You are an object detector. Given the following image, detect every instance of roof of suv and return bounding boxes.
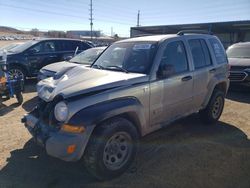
[117,33,215,43]
[118,34,177,43]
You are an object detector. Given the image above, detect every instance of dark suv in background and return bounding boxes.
[227,42,250,87]
[0,38,92,80]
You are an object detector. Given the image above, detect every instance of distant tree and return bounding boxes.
[113,34,119,39]
[47,31,66,38]
[30,28,39,37]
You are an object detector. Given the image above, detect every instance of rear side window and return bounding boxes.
[80,42,91,51]
[61,41,81,51]
[160,41,188,74]
[189,39,212,69]
[209,38,227,64]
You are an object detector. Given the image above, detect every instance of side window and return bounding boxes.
[209,38,227,64]
[71,41,81,51]
[189,39,207,69]
[29,42,43,53]
[61,41,80,51]
[43,41,56,52]
[80,42,91,50]
[200,40,212,66]
[29,41,56,53]
[160,41,188,75]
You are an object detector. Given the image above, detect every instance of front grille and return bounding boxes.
[230,66,250,71]
[229,71,247,81]
[36,98,61,128]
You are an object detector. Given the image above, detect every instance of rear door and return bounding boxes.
[187,38,214,110]
[150,39,194,126]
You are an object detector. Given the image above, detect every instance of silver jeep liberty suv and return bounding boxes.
[22,30,229,180]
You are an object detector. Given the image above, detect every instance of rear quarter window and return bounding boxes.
[60,40,81,51]
[80,42,91,51]
[209,38,227,64]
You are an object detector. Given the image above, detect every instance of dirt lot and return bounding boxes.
[0,79,249,188]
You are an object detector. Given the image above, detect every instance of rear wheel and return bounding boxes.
[83,117,138,180]
[199,89,225,124]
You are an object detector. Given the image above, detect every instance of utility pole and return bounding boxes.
[137,10,140,27]
[89,0,93,40]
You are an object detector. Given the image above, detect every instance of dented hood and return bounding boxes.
[37,66,148,101]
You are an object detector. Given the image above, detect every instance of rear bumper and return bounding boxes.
[22,114,94,161]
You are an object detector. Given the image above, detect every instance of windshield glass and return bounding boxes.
[92,42,158,74]
[8,40,39,53]
[227,46,250,58]
[0,43,22,51]
[70,47,105,65]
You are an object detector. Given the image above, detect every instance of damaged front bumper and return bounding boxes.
[22,113,94,162]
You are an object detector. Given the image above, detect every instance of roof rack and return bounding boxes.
[177,30,213,36]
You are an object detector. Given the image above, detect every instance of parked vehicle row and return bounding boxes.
[22,31,229,180]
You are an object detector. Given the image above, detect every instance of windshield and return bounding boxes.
[227,46,250,58]
[92,42,158,74]
[70,47,105,65]
[0,43,22,51]
[8,40,39,53]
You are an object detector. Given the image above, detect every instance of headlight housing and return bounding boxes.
[54,101,69,122]
[37,85,55,101]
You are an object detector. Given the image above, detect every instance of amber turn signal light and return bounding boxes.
[61,124,85,133]
[67,144,76,154]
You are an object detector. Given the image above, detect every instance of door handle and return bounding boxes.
[49,55,57,58]
[209,68,216,73]
[181,76,192,81]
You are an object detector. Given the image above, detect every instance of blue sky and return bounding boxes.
[0,0,250,37]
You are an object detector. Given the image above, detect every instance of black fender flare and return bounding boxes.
[67,97,145,134]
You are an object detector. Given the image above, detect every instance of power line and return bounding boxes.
[0,3,89,20]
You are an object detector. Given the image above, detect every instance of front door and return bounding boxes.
[26,41,59,75]
[150,40,193,126]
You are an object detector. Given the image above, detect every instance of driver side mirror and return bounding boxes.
[157,64,175,79]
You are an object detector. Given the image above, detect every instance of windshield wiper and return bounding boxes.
[92,64,105,69]
[106,66,128,73]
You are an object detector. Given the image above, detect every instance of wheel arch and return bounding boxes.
[67,97,145,137]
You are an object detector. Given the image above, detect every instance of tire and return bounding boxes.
[8,66,26,82]
[16,92,23,105]
[8,66,26,91]
[199,89,225,124]
[83,117,139,180]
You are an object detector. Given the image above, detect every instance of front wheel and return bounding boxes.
[199,89,225,124]
[83,117,138,180]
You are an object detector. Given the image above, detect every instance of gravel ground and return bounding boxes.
[0,79,249,188]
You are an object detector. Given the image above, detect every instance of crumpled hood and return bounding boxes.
[37,66,148,101]
[228,58,250,67]
[42,61,78,73]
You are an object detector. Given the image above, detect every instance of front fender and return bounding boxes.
[67,97,145,133]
